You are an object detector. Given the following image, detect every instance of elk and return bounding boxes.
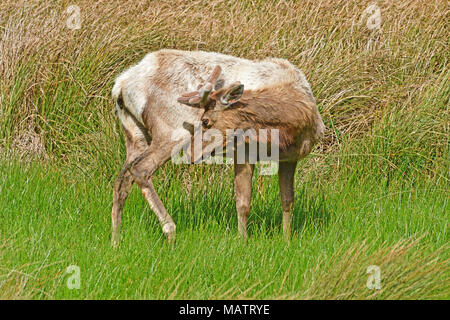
[111,49,325,246]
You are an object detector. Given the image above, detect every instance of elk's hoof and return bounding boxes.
[112,234,120,249]
[162,223,176,244]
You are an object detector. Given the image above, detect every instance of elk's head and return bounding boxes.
[177,65,244,131]
[177,65,247,162]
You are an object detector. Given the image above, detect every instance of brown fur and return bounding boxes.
[203,82,323,156]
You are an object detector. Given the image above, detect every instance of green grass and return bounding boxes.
[0,159,448,299]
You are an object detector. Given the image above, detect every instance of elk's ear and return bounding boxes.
[219,82,244,109]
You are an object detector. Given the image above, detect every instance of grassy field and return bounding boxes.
[0,0,449,299]
[0,160,448,299]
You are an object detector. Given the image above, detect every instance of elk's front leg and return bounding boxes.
[129,141,179,243]
[234,162,254,238]
[278,161,297,240]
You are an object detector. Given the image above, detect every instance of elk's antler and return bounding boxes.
[177,65,222,108]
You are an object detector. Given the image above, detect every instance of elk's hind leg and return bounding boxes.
[128,138,181,244]
[278,161,297,240]
[112,123,150,248]
[234,162,254,238]
[112,163,133,248]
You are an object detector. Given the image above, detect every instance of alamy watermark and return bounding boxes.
[66,265,81,289]
[361,3,382,31]
[360,3,382,51]
[366,265,381,290]
[66,5,82,30]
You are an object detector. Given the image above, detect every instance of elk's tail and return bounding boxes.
[112,80,125,112]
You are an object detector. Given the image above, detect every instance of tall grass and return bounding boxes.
[0,0,448,181]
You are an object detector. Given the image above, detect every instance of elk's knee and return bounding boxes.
[113,172,132,204]
[236,199,250,216]
[128,164,153,188]
[281,197,294,212]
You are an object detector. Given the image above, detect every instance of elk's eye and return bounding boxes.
[202,119,210,127]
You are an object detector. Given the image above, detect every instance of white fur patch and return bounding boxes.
[112,53,159,123]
